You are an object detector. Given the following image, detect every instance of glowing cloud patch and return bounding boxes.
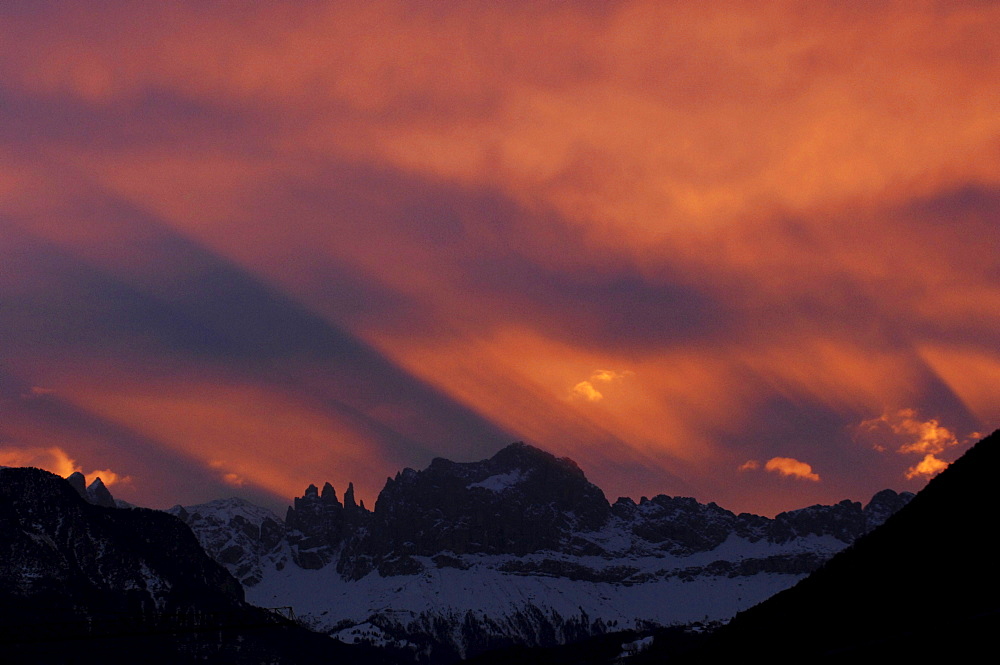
[570,369,634,402]
[222,473,245,487]
[0,446,129,486]
[857,408,972,480]
[764,457,821,482]
[738,460,761,472]
[905,453,949,480]
[860,408,961,455]
[209,460,246,487]
[571,380,604,402]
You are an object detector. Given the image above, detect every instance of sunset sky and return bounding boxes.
[1,1,998,517]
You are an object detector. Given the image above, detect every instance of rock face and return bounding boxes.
[0,467,403,665]
[167,498,287,586]
[171,442,914,663]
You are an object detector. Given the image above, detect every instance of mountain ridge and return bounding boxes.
[168,441,914,662]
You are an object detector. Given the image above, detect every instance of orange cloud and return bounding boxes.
[0,1,998,518]
[209,461,247,488]
[208,460,246,487]
[860,409,963,455]
[570,369,633,402]
[904,454,949,480]
[857,408,974,482]
[0,446,128,487]
[738,460,761,472]
[764,457,821,482]
[572,381,604,402]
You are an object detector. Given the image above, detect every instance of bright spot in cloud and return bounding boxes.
[222,473,245,487]
[209,460,245,487]
[764,457,821,482]
[0,446,129,486]
[905,453,950,480]
[570,369,634,402]
[572,381,604,402]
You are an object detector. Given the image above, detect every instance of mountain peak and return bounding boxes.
[488,441,583,477]
[86,477,116,508]
[66,471,87,498]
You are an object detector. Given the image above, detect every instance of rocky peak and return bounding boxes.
[66,471,87,498]
[862,488,915,530]
[86,477,116,508]
[64,471,116,508]
[489,441,584,478]
[356,442,612,572]
[343,482,358,513]
[284,479,371,570]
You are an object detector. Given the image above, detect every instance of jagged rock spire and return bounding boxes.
[86,477,116,508]
[343,482,357,511]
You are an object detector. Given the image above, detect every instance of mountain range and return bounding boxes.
[166,442,912,662]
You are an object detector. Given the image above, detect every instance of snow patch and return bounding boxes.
[467,470,527,492]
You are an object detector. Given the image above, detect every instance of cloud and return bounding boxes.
[858,409,970,480]
[209,459,246,487]
[904,453,949,480]
[571,369,633,402]
[892,409,960,455]
[591,370,634,383]
[222,473,245,487]
[571,381,604,402]
[764,457,821,482]
[860,410,952,450]
[0,446,129,486]
[738,459,760,472]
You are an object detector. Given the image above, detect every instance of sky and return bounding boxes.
[1,1,998,517]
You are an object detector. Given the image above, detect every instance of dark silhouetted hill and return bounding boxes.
[642,429,1000,662]
[0,467,402,664]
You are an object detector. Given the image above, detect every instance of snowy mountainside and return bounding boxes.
[167,498,286,586]
[170,442,913,663]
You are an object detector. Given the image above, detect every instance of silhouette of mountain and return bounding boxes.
[0,467,402,664]
[635,429,1000,662]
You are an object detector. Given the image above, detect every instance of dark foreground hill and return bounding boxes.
[0,467,401,665]
[636,429,1000,663]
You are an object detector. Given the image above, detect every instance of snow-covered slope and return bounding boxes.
[170,442,912,663]
[167,498,285,586]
